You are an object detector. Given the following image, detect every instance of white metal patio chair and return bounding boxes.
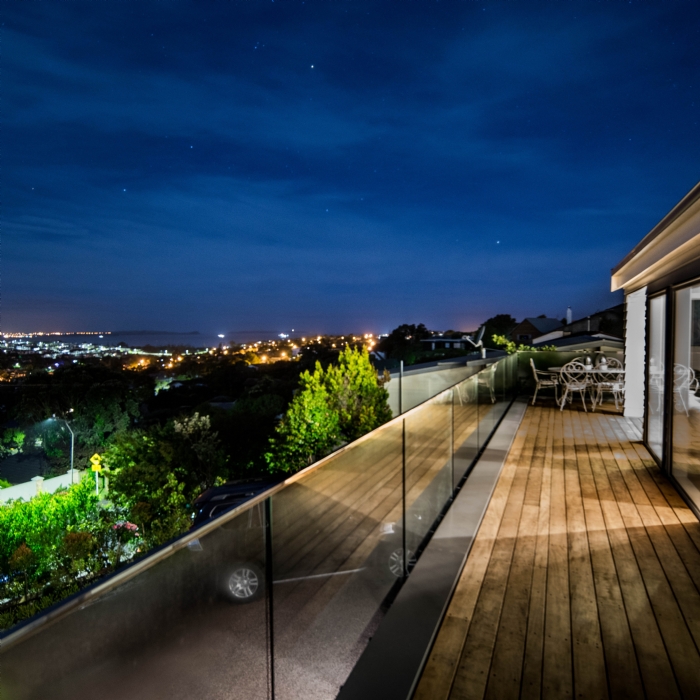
[594,355,621,370]
[592,357,624,410]
[476,362,497,404]
[530,358,559,405]
[673,364,699,416]
[559,361,592,412]
[648,359,665,413]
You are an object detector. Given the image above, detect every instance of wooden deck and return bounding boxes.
[414,403,700,700]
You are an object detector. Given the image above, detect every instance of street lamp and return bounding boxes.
[52,410,75,484]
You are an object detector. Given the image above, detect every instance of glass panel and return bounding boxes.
[404,392,452,561]
[491,358,511,418]
[452,376,479,486]
[647,294,666,461]
[475,362,501,442]
[1,507,270,700]
[672,285,700,508]
[388,364,479,415]
[270,420,403,700]
[2,356,519,700]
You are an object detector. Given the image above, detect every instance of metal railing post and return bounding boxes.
[402,417,407,578]
[265,497,275,698]
[451,388,455,489]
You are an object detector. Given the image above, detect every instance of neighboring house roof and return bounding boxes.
[511,318,562,338]
[533,333,624,352]
[525,317,563,334]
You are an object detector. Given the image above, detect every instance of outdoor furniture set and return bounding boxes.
[530,356,625,412]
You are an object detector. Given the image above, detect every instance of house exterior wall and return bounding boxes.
[623,287,647,418]
[613,181,700,517]
[509,320,540,343]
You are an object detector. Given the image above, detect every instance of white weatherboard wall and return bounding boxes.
[624,287,647,418]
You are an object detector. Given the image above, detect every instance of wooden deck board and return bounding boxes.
[413,410,535,700]
[450,410,542,699]
[564,411,607,699]
[415,403,700,700]
[575,411,644,700]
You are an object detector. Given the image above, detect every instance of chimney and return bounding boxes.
[566,306,572,325]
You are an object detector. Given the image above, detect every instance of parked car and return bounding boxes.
[191,476,282,528]
[188,477,282,603]
[187,474,447,604]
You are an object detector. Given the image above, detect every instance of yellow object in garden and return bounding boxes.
[90,453,102,472]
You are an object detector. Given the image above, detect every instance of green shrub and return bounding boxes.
[265,346,391,474]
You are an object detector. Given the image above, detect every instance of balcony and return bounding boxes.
[3,357,700,699]
[415,403,700,700]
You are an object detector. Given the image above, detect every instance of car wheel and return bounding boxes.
[222,562,264,603]
[388,548,416,578]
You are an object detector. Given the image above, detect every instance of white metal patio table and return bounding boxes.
[547,367,625,410]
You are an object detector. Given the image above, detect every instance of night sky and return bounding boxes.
[3,1,700,336]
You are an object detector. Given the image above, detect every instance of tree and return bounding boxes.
[0,428,25,459]
[206,393,287,477]
[16,364,145,473]
[103,414,227,544]
[265,347,391,474]
[264,365,340,474]
[171,412,227,493]
[481,314,517,349]
[103,430,190,546]
[325,346,392,441]
[376,323,431,363]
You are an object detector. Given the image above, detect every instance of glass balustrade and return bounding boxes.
[1,354,520,700]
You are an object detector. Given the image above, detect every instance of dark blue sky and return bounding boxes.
[3,1,700,335]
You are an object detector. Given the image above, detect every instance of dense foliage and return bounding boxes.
[492,334,557,354]
[481,315,518,349]
[103,413,228,547]
[0,475,140,630]
[265,347,391,473]
[376,323,431,364]
[0,340,390,629]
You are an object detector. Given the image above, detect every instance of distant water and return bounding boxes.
[51,330,284,349]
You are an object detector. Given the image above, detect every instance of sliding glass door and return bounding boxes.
[646,293,666,461]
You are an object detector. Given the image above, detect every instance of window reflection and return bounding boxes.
[672,285,700,507]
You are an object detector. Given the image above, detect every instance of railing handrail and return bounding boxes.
[0,355,511,649]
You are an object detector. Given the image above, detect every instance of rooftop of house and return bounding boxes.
[533,331,624,351]
[516,317,563,334]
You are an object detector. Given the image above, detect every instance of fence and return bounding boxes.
[0,470,83,504]
[0,355,519,700]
